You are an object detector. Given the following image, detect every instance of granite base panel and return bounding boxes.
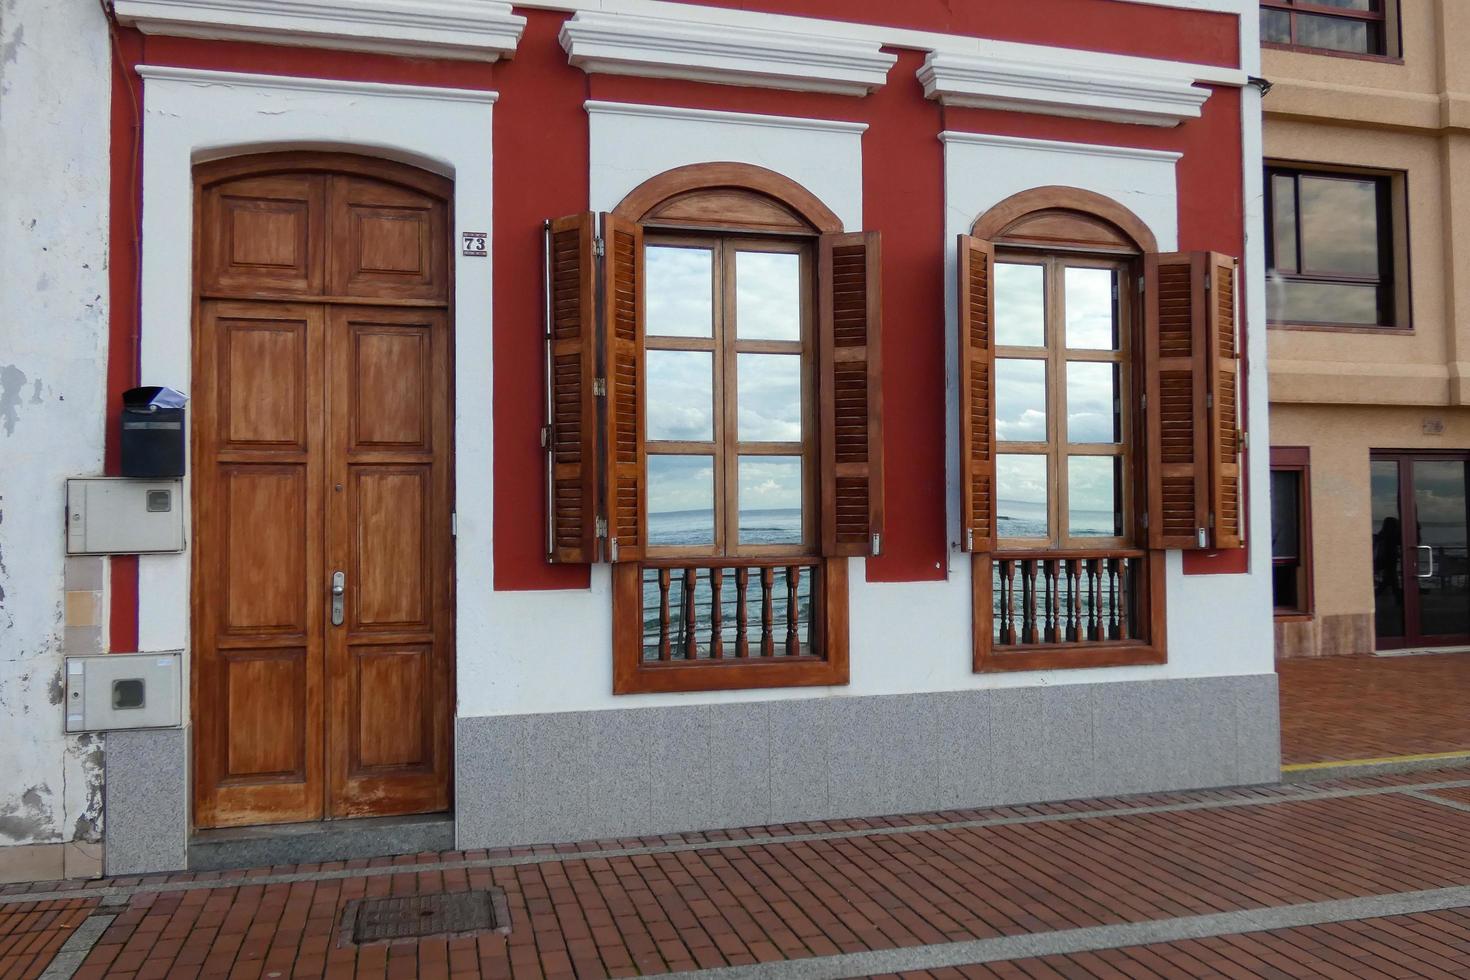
[455,674,1282,850]
[104,728,189,876]
[188,813,454,871]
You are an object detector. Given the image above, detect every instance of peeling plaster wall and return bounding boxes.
[0,0,111,848]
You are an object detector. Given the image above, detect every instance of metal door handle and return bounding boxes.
[331,571,345,626]
[1417,545,1435,580]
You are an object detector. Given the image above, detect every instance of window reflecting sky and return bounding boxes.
[995,263,1045,347]
[647,455,716,545]
[996,359,1047,442]
[736,252,801,340]
[1064,268,1116,350]
[1068,456,1120,535]
[739,457,803,545]
[646,350,713,442]
[1298,175,1379,276]
[1066,362,1119,444]
[737,353,802,442]
[996,454,1048,537]
[647,246,713,337]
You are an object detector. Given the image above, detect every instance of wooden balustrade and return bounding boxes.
[642,560,820,662]
[992,551,1142,648]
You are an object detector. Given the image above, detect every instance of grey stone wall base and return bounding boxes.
[104,728,188,876]
[456,674,1282,850]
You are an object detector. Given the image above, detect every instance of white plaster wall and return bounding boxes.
[0,0,110,847]
[460,97,1274,721]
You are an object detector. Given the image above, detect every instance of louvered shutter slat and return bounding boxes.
[957,235,996,552]
[602,213,646,562]
[546,213,599,563]
[1208,253,1243,550]
[819,232,884,557]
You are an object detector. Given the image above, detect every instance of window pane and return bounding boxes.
[1268,277,1383,325]
[648,455,715,547]
[736,353,802,442]
[996,358,1047,442]
[735,251,801,340]
[997,454,1049,538]
[1064,267,1117,350]
[1068,456,1122,538]
[1295,12,1375,54]
[1066,362,1120,444]
[1260,8,1291,44]
[646,350,713,442]
[1299,175,1381,277]
[995,262,1045,347]
[646,246,713,338]
[1270,174,1299,273]
[1310,0,1374,10]
[1271,469,1301,561]
[738,456,803,545]
[1371,459,1405,638]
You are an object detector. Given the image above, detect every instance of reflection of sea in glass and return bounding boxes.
[648,455,715,546]
[736,251,801,340]
[1064,267,1117,350]
[1066,362,1119,443]
[738,456,802,545]
[646,246,713,338]
[646,350,713,441]
[1068,456,1121,537]
[737,353,802,442]
[995,263,1045,347]
[997,454,1048,538]
[996,359,1046,442]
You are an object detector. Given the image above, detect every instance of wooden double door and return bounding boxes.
[191,154,454,829]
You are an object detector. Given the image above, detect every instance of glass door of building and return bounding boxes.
[1372,452,1470,648]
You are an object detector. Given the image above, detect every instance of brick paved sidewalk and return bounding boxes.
[7,768,1470,980]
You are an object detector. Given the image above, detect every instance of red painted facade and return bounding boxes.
[104,1,1247,645]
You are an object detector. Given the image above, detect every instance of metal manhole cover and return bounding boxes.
[339,890,510,946]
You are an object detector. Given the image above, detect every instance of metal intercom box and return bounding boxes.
[64,652,182,732]
[65,478,185,555]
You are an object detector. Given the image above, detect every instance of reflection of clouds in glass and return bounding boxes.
[1064,267,1116,350]
[1068,457,1119,536]
[648,455,714,514]
[996,359,1046,442]
[647,246,713,338]
[995,263,1045,347]
[1268,274,1380,325]
[1066,362,1118,443]
[647,350,713,441]
[997,454,1048,509]
[739,457,802,544]
[1299,175,1379,276]
[1414,462,1468,538]
[736,252,801,340]
[737,353,801,442]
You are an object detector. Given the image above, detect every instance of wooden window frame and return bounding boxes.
[968,189,1168,673]
[1271,446,1314,620]
[609,163,855,694]
[1265,165,1402,330]
[1260,0,1396,59]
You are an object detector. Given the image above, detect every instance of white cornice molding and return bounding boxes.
[114,0,525,62]
[560,11,896,97]
[920,50,1212,128]
[137,64,499,104]
[585,100,867,135]
[939,131,1182,164]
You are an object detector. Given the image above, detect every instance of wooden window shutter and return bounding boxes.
[1207,253,1243,549]
[544,213,598,563]
[601,213,646,562]
[1144,251,1243,550]
[818,231,885,557]
[957,235,996,552]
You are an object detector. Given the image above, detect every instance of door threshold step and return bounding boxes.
[189,813,454,872]
[1282,750,1470,783]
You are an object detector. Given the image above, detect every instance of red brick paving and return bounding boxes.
[1278,653,1470,764]
[0,898,95,980]
[5,771,1470,977]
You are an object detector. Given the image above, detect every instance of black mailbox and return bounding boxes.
[120,386,187,478]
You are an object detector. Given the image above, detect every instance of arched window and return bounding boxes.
[543,163,882,694]
[958,187,1241,673]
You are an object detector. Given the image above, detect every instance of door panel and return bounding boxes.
[328,177,447,301]
[201,174,325,296]
[1372,453,1470,649]
[1371,458,1405,644]
[194,302,325,828]
[326,306,452,818]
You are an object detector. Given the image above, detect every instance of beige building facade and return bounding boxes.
[1265,0,1470,657]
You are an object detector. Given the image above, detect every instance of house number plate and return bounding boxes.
[461,231,488,256]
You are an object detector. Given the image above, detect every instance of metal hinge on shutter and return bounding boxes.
[1141,513,1149,530]
[451,512,458,538]
[965,528,974,551]
[592,378,607,397]
[872,533,882,556]
[593,236,606,258]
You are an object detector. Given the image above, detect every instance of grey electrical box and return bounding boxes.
[64,652,182,732]
[66,478,185,555]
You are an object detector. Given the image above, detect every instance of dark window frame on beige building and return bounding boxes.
[1265,162,1411,332]
[1270,446,1314,619]
[1260,0,1402,61]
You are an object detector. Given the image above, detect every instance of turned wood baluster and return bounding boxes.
[761,566,775,657]
[1086,559,1101,641]
[1106,558,1121,640]
[681,567,698,658]
[785,566,800,656]
[1020,560,1035,645]
[709,567,724,659]
[1044,560,1058,643]
[1117,557,1132,641]
[736,568,750,657]
[1000,561,1017,646]
[1067,558,1082,642]
[657,568,672,661]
